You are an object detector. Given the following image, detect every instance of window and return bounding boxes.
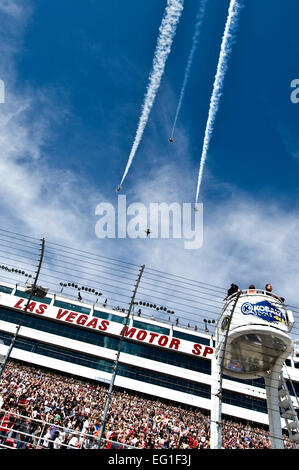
[15,289,52,305]
[133,320,170,335]
[117,363,211,398]
[53,299,90,314]
[222,390,268,413]
[0,285,13,294]
[121,340,211,375]
[223,374,265,389]
[285,379,299,397]
[173,330,210,346]
[93,309,125,325]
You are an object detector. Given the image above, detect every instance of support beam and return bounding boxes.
[264,370,284,449]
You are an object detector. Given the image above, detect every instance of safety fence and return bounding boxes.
[0,409,136,450]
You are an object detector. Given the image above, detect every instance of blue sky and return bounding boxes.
[0,0,299,306]
[13,0,299,199]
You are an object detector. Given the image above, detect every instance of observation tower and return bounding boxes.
[211,288,299,449]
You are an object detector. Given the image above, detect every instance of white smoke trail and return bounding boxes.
[119,0,184,188]
[170,0,208,139]
[195,0,242,204]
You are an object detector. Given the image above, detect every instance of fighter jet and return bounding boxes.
[145,229,151,237]
[169,137,174,143]
[194,205,199,212]
[116,185,121,192]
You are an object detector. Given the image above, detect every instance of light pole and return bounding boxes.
[203,318,215,332]
[0,238,45,380]
[98,264,145,446]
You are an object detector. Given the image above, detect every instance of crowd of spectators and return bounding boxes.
[0,360,293,449]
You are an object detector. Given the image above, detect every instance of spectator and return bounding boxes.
[265,284,273,294]
[67,433,80,449]
[225,284,239,300]
[0,360,293,450]
[16,418,31,449]
[0,413,11,444]
[42,427,52,449]
[53,430,62,449]
[32,424,42,448]
[247,285,257,294]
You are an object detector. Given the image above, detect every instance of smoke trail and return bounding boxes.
[195,0,242,204]
[119,0,184,189]
[170,0,208,140]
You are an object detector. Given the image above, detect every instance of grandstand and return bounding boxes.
[0,228,298,449]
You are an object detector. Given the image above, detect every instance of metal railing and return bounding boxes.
[0,409,137,449]
[225,289,285,304]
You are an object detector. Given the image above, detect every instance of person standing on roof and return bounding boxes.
[224,284,239,300]
[247,285,257,294]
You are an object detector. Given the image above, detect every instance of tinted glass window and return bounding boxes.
[53,299,90,314]
[222,390,267,413]
[15,289,52,305]
[173,330,210,345]
[133,320,169,335]
[93,310,125,324]
[0,285,13,294]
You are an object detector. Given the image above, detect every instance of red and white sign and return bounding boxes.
[0,294,214,359]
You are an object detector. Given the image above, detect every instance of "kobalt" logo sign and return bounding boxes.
[241,300,286,324]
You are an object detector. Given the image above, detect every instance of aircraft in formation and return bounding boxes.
[117,136,175,194]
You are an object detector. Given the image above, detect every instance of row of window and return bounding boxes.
[132,320,210,346]
[0,307,211,375]
[222,390,268,413]
[224,374,299,398]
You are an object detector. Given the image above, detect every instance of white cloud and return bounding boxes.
[123,169,299,308]
[0,2,104,247]
[0,95,105,246]
[0,1,23,17]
